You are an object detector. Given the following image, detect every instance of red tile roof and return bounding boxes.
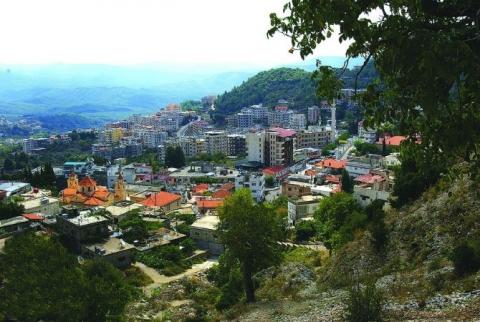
[263,166,287,176]
[378,135,406,146]
[212,189,231,199]
[219,182,235,192]
[23,213,44,221]
[193,183,209,194]
[319,159,346,169]
[62,188,77,196]
[355,173,385,184]
[305,169,317,177]
[197,199,224,209]
[79,176,97,187]
[325,175,341,184]
[141,191,181,207]
[84,197,104,206]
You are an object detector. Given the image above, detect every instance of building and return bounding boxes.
[267,109,293,127]
[63,161,93,177]
[61,173,126,207]
[235,172,265,202]
[307,106,321,124]
[227,134,246,157]
[282,180,312,198]
[296,126,332,149]
[237,112,253,128]
[190,215,223,255]
[140,191,182,212]
[246,131,266,164]
[122,163,153,184]
[82,237,136,268]
[0,216,32,238]
[57,212,110,250]
[205,131,228,155]
[358,121,377,143]
[105,203,144,223]
[0,182,31,197]
[353,172,391,206]
[20,196,60,217]
[196,199,224,215]
[22,138,51,154]
[249,104,268,121]
[178,137,206,159]
[265,128,296,167]
[262,166,289,181]
[289,113,306,131]
[287,195,323,226]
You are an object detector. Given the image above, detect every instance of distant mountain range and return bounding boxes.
[0,57,365,131]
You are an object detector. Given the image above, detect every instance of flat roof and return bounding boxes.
[66,214,109,226]
[0,182,30,192]
[21,197,59,210]
[0,216,29,228]
[106,203,144,218]
[84,237,135,255]
[191,215,220,230]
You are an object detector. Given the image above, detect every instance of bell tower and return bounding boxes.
[67,172,79,191]
[114,171,127,201]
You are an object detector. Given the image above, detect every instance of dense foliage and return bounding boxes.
[346,281,384,322]
[214,68,317,119]
[0,200,25,220]
[341,169,354,193]
[165,145,186,168]
[451,239,480,277]
[218,189,281,302]
[0,234,134,322]
[269,0,480,166]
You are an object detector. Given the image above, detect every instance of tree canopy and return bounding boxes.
[165,145,186,168]
[0,234,134,322]
[218,189,281,302]
[269,1,480,164]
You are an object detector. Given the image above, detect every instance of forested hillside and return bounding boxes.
[213,62,377,119]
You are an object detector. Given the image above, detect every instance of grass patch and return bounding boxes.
[124,266,153,287]
[283,247,325,268]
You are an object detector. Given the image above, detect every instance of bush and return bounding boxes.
[295,220,316,242]
[345,281,384,322]
[452,240,480,276]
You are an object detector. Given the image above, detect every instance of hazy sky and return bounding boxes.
[0,0,349,66]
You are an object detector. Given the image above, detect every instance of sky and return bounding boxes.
[0,0,350,67]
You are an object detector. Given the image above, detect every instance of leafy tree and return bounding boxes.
[218,189,281,302]
[0,201,25,220]
[165,146,186,168]
[81,260,133,321]
[341,169,354,193]
[365,200,388,251]
[3,157,14,171]
[354,141,380,156]
[314,192,366,250]
[295,220,316,242]
[265,175,275,188]
[268,0,480,166]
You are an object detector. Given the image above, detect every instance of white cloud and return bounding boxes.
[0,0,349,65]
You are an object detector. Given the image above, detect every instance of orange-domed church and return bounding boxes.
[61,172,127,207]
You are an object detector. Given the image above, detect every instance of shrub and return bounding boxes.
[345,281,384,322]
[294,220,316,242]
[452,239,480,276]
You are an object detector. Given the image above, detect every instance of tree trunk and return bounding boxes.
[243,264,255,303]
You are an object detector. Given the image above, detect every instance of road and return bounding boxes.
[176,115,201,138]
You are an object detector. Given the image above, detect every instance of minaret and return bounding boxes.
[331,99,337,139]
[114,170,127,201]
[67,172,79,191]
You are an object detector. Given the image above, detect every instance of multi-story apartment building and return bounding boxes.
[267,110,293,127]
[237,112,253,128]
[99,128,125,145]
[249,104,269,121]
[22,138,50,154]
[205,131,227,155]
[246,131,266,164]
[235,172,265,202]
[289,113,307,131]
[307,105,321,124]
[177,137,206,159]
[265,128,296,167]
[227,134,246,157]
[296,125,332,149]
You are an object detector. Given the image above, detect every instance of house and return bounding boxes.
[282,180,311,198]
[197,199,224,215]
[287,195,323,226]
[82,237,136,268]
[20,196,60,217]
[0,182,32,197]
[315,159,346,171]
[353,172,391,206]
[105,202,145,223]
[192,183,209,194]
[140,191,182,212]
[0,216,32,238]
[190,215,223,255]
[377,135,406,146]
[235,172,265,202]
[262,166,289,181]
[56,211,110,250]
[212,189,231,200]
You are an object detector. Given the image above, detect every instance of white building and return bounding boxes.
[205,131,227,155]
[289,113,307,131]
[235,172,265,202]
[246,131,266,164]
[249,104,269,121]
[20,196,60,217]
[237,112,253,128]
[358,120,377,143]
